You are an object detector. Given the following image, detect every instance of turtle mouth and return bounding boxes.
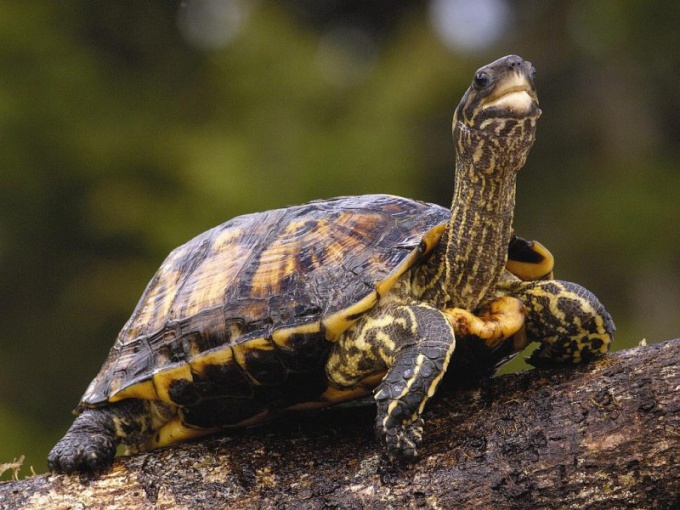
[482,72,537,114]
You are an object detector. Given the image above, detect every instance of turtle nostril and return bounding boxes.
[506,55,523,68]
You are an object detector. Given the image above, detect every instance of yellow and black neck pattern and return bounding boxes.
[417,55,540,311]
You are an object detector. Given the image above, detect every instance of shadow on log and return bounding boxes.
[2,339,679,509]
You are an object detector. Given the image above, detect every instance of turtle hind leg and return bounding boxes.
[48,399,172,474]
[48,406,118,474]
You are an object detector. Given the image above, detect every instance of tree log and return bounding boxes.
[2,339,679,509]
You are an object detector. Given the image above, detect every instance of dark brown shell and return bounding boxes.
[80,194,449,411]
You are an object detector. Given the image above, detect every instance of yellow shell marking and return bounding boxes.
[152,416,218,448]
[271,322,321,347]
[109,379,157,403]
[188,346,234,375]
[232,337,275,384]
[322,291,379,341]
[152,363,193,404]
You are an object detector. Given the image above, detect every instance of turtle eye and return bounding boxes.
[530,67,537,81]
[474,72,491,90]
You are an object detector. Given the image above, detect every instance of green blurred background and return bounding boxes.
[1,0,678,478]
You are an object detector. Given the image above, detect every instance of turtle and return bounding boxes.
[48,55,615,474]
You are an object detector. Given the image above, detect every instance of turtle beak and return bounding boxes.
[481,72,538,114]
[480,56,540,116]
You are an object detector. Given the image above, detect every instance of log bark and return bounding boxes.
[2,339,679,510]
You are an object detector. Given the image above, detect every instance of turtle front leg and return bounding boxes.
[506,280,615,366]
[48,399,172,474]
[327,303,456,460]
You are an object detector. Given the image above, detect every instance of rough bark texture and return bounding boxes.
[2,339,679,510]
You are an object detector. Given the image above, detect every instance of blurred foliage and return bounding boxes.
[0,0,678,477]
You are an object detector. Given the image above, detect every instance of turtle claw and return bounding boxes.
[377,414,424,462]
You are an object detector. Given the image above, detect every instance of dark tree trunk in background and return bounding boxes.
[2,339,679,509]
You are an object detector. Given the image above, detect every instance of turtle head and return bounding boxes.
[453,55,541,176]
[423,56,543,310]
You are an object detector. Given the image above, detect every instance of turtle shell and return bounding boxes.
[79,194,449,421]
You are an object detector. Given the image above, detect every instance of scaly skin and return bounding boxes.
[327,56,612,460]
[418,56,540,310]
[369,55,543,459]
[48,401,138,474]
[507,279,615,366]
[327,299,456,459]
[48,399,174,474]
